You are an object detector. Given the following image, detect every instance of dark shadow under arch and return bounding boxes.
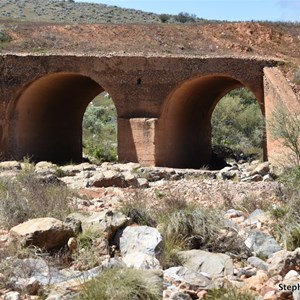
[157,74,264,169]
[9,72,109,164]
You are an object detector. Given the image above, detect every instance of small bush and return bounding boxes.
[159,14,171,23]
[208,286,257,300]
[80,268,162,300]
[175,12,197,23]
[268,104,300,165]
[0,30,11,45]
[0,167,74,229]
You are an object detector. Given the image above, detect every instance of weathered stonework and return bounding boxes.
[0,54,295,167]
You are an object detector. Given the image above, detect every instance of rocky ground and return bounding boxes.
[0,160,299,299]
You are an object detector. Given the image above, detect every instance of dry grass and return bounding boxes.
[0,165,75,229]
[80,268,162,300]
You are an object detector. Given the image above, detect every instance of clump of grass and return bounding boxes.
[119,189,225,268]
[208,286,257,300]
[80,268,162,300]
[159,234,186,269]
[160,206,223,250]
[120,191,156,226]
[72,229,108,271]
[269,166,300,250]
[0,165,74,229]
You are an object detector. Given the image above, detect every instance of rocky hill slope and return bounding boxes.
[0,0,204,24]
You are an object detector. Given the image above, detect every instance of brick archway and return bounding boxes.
[8,72,109,163]
[156,74,264,168]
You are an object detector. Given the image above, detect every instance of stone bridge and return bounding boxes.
[0,54,296,168]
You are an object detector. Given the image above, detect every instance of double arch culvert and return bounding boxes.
[0,54,295,168]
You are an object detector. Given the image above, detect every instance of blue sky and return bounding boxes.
[75,0,300,22]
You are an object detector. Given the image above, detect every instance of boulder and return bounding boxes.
[294,290,300,300]
[169,291,193,300]
[247,256,269,271]
[178,250,234,277]
[88,170,126,187]
[243,270,269,291]
[244,230,282,258]
[137,178,149,188]
[164,266,211,289]
[122,252,161,270]
[0,161,21,171]
[251,162,270,176]
[119,225,163,258]
[123,171,139,187]
[3,291,20,300]
[60,176,89,189]
[66,210,131,239]
[60,163,97,176]
[9,217,74,250]
[268,248,300,276]
[244,209,270,225]
[224,209,244,218]
[34,161,58,177]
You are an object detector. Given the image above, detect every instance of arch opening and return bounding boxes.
[9,72,116,164]
[82,91,117,163]
[211,87,265,169]
[158,75,265,169]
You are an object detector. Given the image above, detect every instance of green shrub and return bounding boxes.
[0,30,11,47]
[268,104,300,165]
[0,167,74,229]
[211,88,264,158]
[80,268,162,300]
[174,12,197,23]
[83,93,117,164]
[159,14,171,23]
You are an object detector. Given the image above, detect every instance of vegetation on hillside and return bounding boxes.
[0,0,206,24]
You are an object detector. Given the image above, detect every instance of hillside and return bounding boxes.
[0,0,204,24]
